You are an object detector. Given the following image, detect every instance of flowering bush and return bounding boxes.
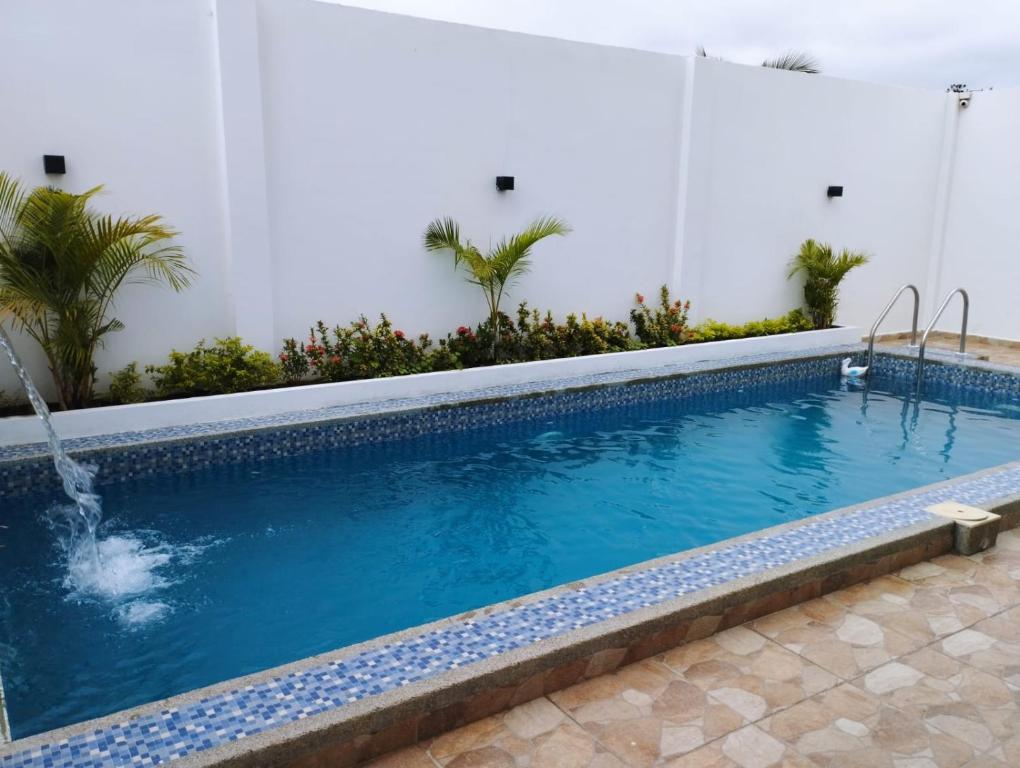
[511,303,633,359]
[439,319,503,368]
[630,285,692,346]
[280,315,433,382]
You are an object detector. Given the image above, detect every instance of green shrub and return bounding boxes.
[147,337,281,397]
[688,309,814,343]
[107,362,146,404]
[0,173,192,410]
[630,285,692,346]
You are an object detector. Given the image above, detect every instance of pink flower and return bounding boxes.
[636,293,645,304]
[394,330,405,339]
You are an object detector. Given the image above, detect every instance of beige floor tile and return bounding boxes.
[967,529,1020,581]
[549,659,748,768]
[368,746,438,768]
[663,725,814,768]
[749,597,926,680]
[922,554,1020,608]
[853,648,1020,758]
[960,757,1009,768]
[426,698,622,768]
[657,626,838,721]
[934,606,1020,689]
[824,571,1001,644]
[759,682,980,767]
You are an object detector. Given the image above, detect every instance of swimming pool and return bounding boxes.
[2,352,1020,739]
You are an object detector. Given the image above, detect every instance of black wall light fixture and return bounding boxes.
[496,176,514,192]
[43,155,66,175]
[826,185,843,198]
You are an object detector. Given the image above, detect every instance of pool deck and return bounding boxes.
[368,527,1020,768]
[875,331,1020,367]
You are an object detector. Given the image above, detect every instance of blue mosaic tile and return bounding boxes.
[3,461,1019,768]
[1,350,861,498]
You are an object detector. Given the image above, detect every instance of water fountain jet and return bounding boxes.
[0,325,102,571]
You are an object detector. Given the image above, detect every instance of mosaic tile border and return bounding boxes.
[1,352,853,497]
[6,346,1020,499]
[6,345,868,462]
[3,461,1019,768]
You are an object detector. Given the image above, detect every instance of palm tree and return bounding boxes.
[0,173,193,409]
[696,46,820,74]
[424,216,570,359]
[787,239,869,329]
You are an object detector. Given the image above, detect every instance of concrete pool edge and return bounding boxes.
[4,460,1020,768]
[0,342,865,463]
[0,327,864,449]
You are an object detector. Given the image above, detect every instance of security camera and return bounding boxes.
[958,94,972,109]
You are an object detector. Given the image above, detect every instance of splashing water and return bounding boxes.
[0,327,172,624]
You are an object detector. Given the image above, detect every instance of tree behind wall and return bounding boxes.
[695,46,821,74]
[0,173,193,409]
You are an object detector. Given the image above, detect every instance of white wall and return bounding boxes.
[0,0,232,399]
[0,0,1018,405]
[937,89,1020,340]
[680,58,946,331]
[256,0,685,342]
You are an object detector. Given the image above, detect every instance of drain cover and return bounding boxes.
[926,501,989,523]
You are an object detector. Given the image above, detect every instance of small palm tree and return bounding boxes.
[787,239,869,329]
[424,216,570,359]
[0,173,193,409]
[696,46,820,74]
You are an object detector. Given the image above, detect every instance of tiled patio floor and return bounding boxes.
[368,528,1020,768]
[876,333,1020,367]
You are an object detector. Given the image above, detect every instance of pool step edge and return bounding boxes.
[0,666,10,744]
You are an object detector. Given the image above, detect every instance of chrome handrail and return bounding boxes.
[866,284,920,370]
[916,288,969,391]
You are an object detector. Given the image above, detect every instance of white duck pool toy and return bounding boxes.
[841,357,869,378]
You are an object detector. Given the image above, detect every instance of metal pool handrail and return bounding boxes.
[916,287,969,391]
[867,283,920,370]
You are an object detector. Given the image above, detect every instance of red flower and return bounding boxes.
[670,324,682,334]
[330,355,341,364]
[394,330,405,339]
[636,293,645,304]
[457,326,470,336]
[280,353,289,362]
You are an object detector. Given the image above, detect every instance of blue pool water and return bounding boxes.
[3,370,1020,737]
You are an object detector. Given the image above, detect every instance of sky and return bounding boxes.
[340,0,1020,90]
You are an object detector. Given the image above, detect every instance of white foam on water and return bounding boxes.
[65,534,173,600]
[115,600,172,628]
